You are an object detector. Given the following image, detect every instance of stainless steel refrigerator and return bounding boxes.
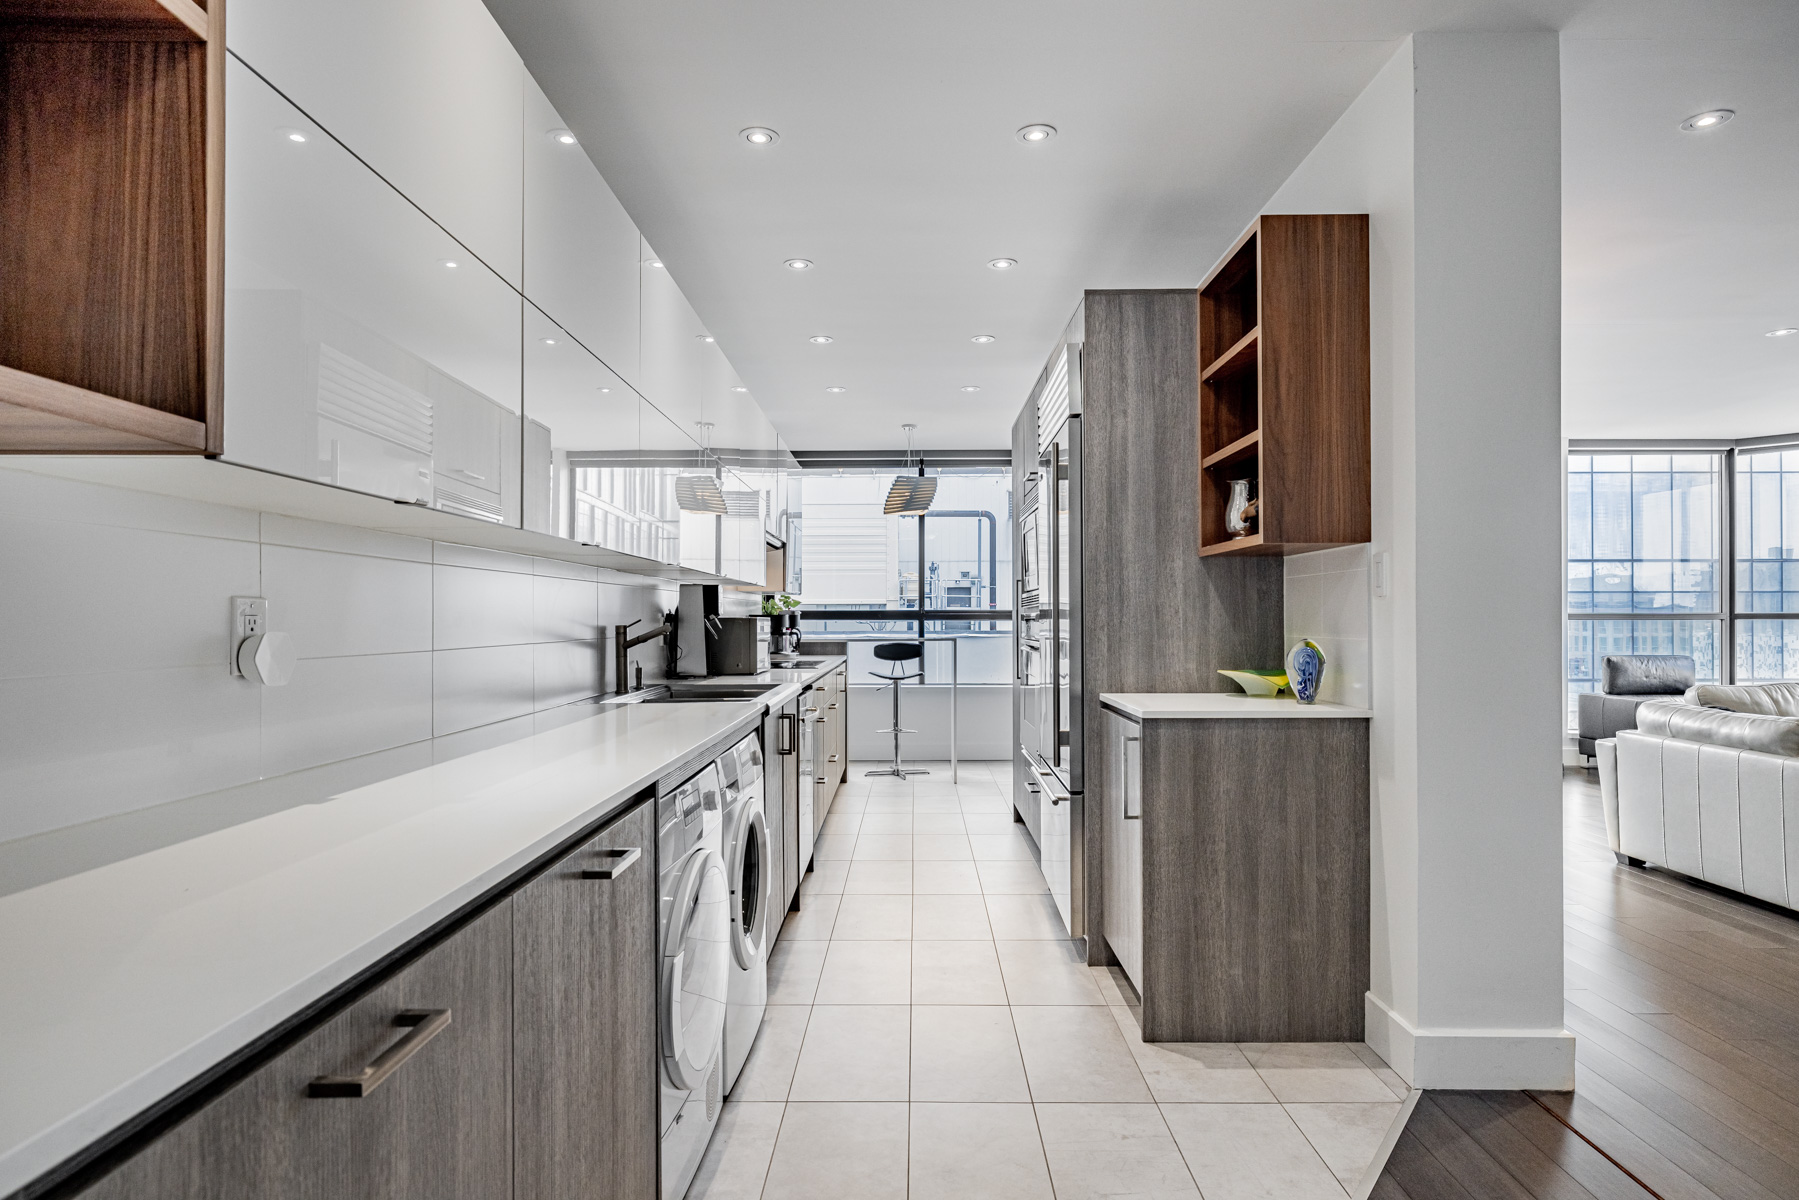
[1017,341,1082,939]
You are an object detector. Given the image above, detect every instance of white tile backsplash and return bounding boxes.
[260,652,434,777]
[533,640,604,709]
[432,563,536,650]
[263,544,433,658]
[0,467,679,844]
[1285,546,1372,708]
[533,574,600,644]
[0,666,263,840]
[0,516,260,679]
[433,644,538,736]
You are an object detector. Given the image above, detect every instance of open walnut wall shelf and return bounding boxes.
[0,0,223,453]
[1196,214,1369,556]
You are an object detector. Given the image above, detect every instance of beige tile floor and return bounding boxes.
[689,761,1408,1200]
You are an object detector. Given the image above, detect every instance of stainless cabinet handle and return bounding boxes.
[778,711,796,754]
[309,1009,451,1097]
[1124,735,1141,821]
[581,847,641,879]
[828,754,839,763]
[827,702,839,710]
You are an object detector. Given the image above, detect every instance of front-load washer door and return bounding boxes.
[662,846,729,1091]
[729,806,770,969]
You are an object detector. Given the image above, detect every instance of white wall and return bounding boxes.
[0,468,675,845]
[1263,32,1570,1089]
[847,685,1011,763]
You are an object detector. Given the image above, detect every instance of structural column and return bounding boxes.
[1268,29,1569,1088]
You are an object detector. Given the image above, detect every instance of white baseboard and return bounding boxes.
[1365,992,1575,1090]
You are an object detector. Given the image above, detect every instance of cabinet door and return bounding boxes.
[81,904,514,1200]
[513,800,657,1200]
[776,704,802,911]
[761,712,786,927]
[1102,712,1144,992]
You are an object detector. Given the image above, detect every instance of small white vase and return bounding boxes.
[1225,478,1252,537]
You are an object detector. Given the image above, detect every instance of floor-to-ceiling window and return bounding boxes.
[1735,448,1799,681]
[1565,440,1799,729]
[1564,452,1723,728]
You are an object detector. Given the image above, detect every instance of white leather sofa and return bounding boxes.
[1604,683,1799,909]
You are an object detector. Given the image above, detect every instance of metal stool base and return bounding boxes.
[865,766,930,778]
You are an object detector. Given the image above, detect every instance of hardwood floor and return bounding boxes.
[1375,769,1799,1199]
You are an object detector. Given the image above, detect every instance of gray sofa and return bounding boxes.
[1577,654,1695,757]
[1600,682,1799,909]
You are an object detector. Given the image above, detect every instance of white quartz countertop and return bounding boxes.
[1100,693,1373,720]
[0,657,843,1196]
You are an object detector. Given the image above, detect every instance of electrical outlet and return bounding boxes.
[231,597,268,676]
[1372,552,1389,600]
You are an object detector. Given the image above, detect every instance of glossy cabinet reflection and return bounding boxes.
[222,58,523,526]
[221,0,789,579]
[228,0,526,287]
[522,79,639,381]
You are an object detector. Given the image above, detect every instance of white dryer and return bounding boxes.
[657,762,730,1200]
[720,733,771,1093]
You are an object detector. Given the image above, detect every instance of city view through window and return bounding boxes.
[789,468,1013,684]
[1565,447,1799,729]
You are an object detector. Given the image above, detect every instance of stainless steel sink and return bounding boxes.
[599,683,776,707]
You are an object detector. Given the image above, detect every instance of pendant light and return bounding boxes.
[884,423,937,516]
[676,422,728,514]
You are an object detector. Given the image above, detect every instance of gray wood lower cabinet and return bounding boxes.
[1104,708,1370,1043]
[81,902,515,1200]
[74,798,658,1200]
[513,800,657,1200]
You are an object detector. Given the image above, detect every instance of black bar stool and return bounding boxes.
[866,642,929,779]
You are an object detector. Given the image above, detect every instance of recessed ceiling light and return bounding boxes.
[971,334,996,344]
[547,128,577,145]
[646,259,663,269]
[988,258,1017,270]
[277,127,308,143]
[731,386,748,392]
[1768,328,1799,337]
[539,337,556,345]
[809,335,834,344]
[1016,124,1056,144]
[1680,109,1735,132]
[438,259,460,269]
[741,127,780,146]
[696,334,716,342]
[825,386,847,393]
[960,385,981,393]
[597,387,611,393]
[784,259,814,271]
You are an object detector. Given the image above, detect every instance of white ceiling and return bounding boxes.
[486,0,1799,450]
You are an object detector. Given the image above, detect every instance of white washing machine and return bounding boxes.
[720,733,770,1093]
[658,761,730,1200]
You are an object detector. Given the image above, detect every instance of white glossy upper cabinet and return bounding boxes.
[523,304,684,564]
[223,58,522,526]
[228,0,525,287]
[638,241,706,435]
[522,81,640,383]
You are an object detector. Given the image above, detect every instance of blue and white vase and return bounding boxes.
[1286,639,1326,704]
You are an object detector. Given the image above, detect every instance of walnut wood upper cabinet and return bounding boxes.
[1197,214,1370,556]
[512,799,658,1200]
[78,900,514,1200]
[0,0,224,454]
